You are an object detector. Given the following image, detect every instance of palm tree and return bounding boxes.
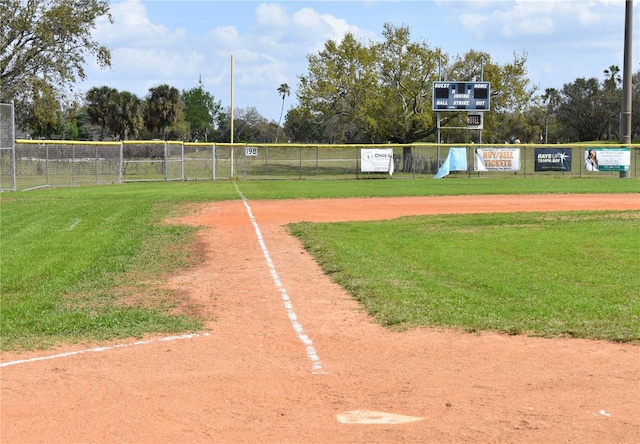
[275,83,290,143]
[86,86,117,140]
[603,65,621,89]
[144,84,183,139]
[108,91,142,140]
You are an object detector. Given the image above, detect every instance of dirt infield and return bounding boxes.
[2,194,639,443]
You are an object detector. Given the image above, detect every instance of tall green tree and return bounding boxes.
[602,65,622,140]
[541,87,561,143]
[275,83,290,143]
[603,65,622,89]
[108,91,143,140]
[632,70,640,139]
[283,107,325,143]
[556,77,609,141]
[86,86,117,140]
[297,32,376,143]
[0,0,112,124]
[182,82,221,142]
[144,84,184,140]
[26,82,62,139]
[293,23,534,146]
[370,24,443,144]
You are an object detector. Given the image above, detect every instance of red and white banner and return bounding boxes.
[474,148,520,172]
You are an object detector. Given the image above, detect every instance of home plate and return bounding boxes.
[336,410,423,424]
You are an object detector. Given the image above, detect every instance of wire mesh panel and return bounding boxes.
[121,141,184,182]
[166,142,184,181]
[12,141,121,190]
[184,143,215,180]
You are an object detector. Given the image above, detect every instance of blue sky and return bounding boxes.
[81,0,638,122]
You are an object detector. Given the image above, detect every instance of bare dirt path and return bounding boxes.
[2,194,639,443]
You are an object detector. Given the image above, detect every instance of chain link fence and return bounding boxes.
[3,138,638,191]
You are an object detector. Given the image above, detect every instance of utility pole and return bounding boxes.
[620,0,633,178]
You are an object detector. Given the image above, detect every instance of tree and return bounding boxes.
[26,82,62,139]
[556,77,609,141]
[0,0,112,106]
[632,70,640,139]
[108,91,143,140]
[144,84,184,140]
[370,23,442,146]
[214,107,273,143]
[603,65,622,89]
[297,32,376,143]
[602,65,622,140]
[283,107,325,143]
[293,23,535,148]
[275,83,290,143]
[86,86,117,140]
[182,81,221,142]
[541,87,561,143]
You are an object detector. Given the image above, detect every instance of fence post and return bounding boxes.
[95,144,99,184]
[45,144,50,187]
[119,142,123,183]
[212,143,216,181]
[72,143,76,185]
[11,101,16,191]
[163,141,168,181]
[181,142,185,180]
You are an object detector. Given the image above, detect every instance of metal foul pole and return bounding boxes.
[620,0,633,178]
[230,54,234,177]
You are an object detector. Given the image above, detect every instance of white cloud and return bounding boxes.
[254,3,290,32]
[290,7,375,48]
[95,0,184,47]
[208,26,243,50]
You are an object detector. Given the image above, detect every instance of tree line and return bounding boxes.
[1,1,638,144]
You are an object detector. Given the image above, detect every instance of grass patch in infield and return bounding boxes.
[1,179,638,351]
[289,211,640,342]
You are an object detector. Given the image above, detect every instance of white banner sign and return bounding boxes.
[361,148,394,175]
[474,148,521,172]
[584,147,630,172]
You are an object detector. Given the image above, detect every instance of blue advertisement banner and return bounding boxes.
[534,148,572,172]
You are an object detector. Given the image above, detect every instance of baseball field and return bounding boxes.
[1,178,639,442]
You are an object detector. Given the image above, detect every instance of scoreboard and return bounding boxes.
[432,81,490,111]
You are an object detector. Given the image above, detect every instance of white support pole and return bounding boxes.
[230,54,234,144]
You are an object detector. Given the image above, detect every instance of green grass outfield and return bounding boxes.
[1,178,639,351]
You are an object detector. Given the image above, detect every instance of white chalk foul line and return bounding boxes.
[0,333,208,368]
[234,183,324,374]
